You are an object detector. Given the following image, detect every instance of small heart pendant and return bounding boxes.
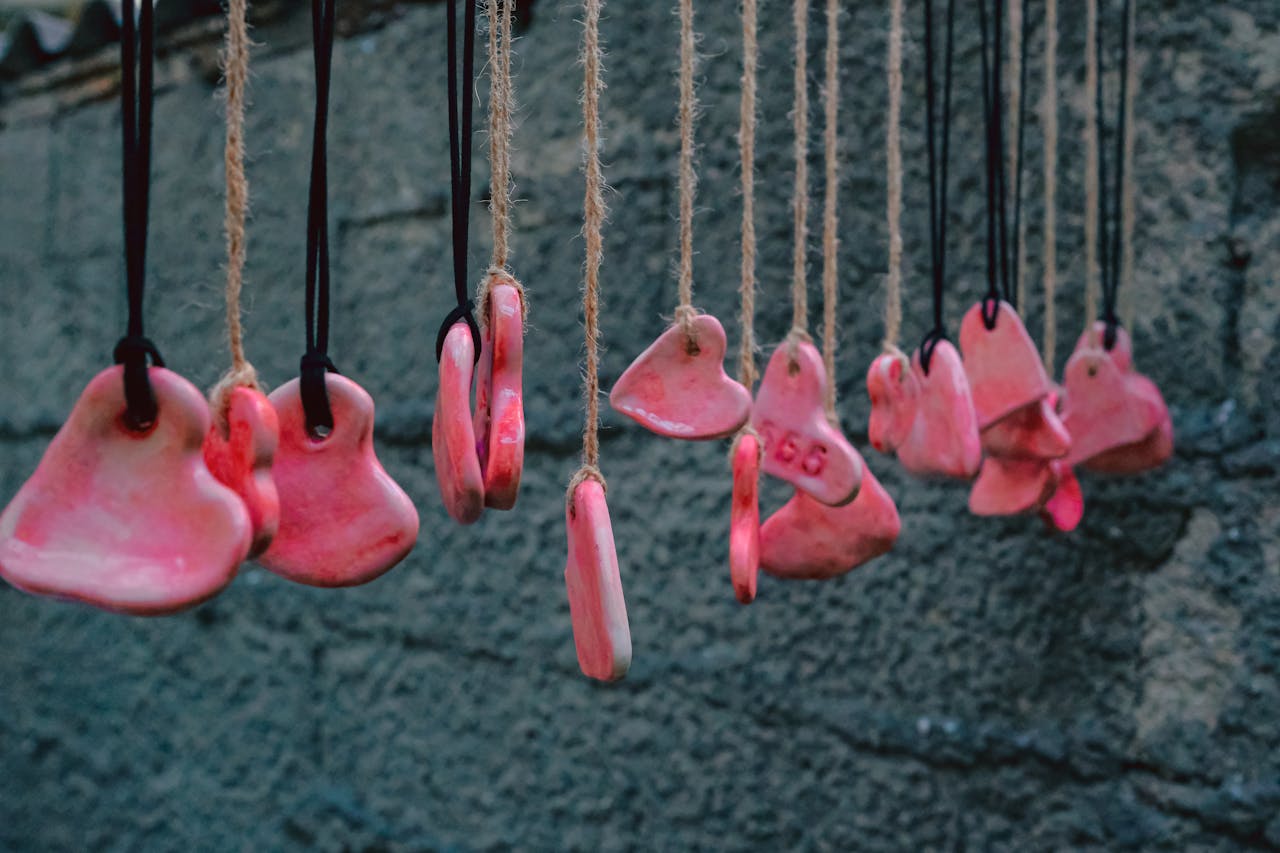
[473,274,526,510]
[564,477,631,681]
[204,384,280,558]
[434,321,485,525]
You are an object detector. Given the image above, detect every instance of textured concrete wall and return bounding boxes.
[1,1,1278,849]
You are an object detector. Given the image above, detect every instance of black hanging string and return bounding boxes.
[435,0,483,363]
[919,0,956,374]
[300,0,339,433]
[1010,0,1031,308]
[112,0,165,430]
[1095,0,1132,350]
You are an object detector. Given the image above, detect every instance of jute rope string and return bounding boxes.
[572,0,606,491]
[675,0,699,339]
[820,0,839,419]
[788,0,810,345]
[738,0,759,389]
[1083,0,1100,328]
[1041,0,1058,367]
[211,0,259,416]
[1007,0,1027,314]
[1120,0,1137,332]
[882,0,904,353]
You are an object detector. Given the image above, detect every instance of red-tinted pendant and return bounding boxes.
[959,300,1053,429]
[434,321,485,525]
[564,477,631,681]
[728,431,761,604]
[0,366,251,614]
[473,275,525,510]
[759,466,900,579]
[751,340,863,506]
[867,341,982,479]
[610,314,752,440]
[203,384,279,558]
[980,396,1071,460]
[1041,461,1084,532]
[259,374,419,587]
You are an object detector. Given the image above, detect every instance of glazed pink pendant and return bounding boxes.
[968,456,1056,516]
[610,314,752,439]
[1062,323,1171,472]
[751,340,863,506]
[259,373,419,587]
[1041,461,1084,532]
[980,396,1071,460]
[434,321,485,524]
[759,466,900,579]
[959,300,1053,429]
[473,274,525,510]
[203,385,280,558]
[867,341,982,479]
[729,431,761,604]
[564,477,631,681]
[0,366,251,614]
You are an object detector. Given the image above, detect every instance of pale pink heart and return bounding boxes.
[0,366,251,615]
[759,466,900,579]
[981,397,1071,460]
[564,477,631,681]
[751,340,863,506]
[968,455,1057,516]
[959,300,1053,428]
[729,431,761,604]
[434,321,484,525]
[610,314,752,440]
[901,342,983,478]
[204,384,280,558]
[1041,461,1084,532]
[866,349,919,455]
[260,374,419,587]
[473,276,525,510]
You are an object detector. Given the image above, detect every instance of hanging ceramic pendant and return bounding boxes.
[435,321,485,524]
[980,395,1071,460]
[968,455,1055,516]
[564,476,631,681]
[472,272,525,509]
[728,431,761,604]
[867,341,982,479]
[752,340,863,507]
[611,315,752,440]
[204,385,279,557]
[0,367,252,614]
[760,466,900,579]
[1041,461,1083,532]
[959,300,1054,429]
[260,374,419,586]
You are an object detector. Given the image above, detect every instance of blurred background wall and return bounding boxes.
[1,0,1279,849]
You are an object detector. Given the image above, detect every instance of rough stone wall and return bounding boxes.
[1,1,1278,850]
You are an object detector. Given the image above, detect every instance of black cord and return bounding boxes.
[1011,0,1031,309]
[436,0,483,363]
[1095,0,1131,350]
[920,0,956,374]
[113,0,165,430]
[976,0,1001,328]
[300,0,339,433]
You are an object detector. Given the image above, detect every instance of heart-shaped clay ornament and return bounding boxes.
[564,477,631,681]
[259,373,419,587]
[759,466,900,579]
[203,384,280,558]
[867,349,919,455]
[980,396,1071,460]
[1041,461,1084,532]
[434,321,485,525]
[960,300,1053,429]
[729,431,761,604]
[968,455,1057,516]
[610,313,752,440]
[751,340,863,506]
[0,366,252,615]
[1081,376,1173,474]
[473,275,525,510]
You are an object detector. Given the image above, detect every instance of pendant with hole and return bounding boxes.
[203,384,280,558]
[563,476,631,682]
[434,320,485,524]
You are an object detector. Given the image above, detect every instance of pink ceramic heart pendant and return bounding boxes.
[259,373,419,587]
[473,274,525,510]
[0,366,252,615]
[564,477,631,681]
[759,466,900,579]
[968,456,1056,516]
[203,384,280,558]
[959,300,1053,429]
[610,314,752,440]
[434,321,485,525]
[751,340,863,506]
[867,349,919,455]
[1082,403,1172,474]
[980,396,1071,460]
[729,431,761,604]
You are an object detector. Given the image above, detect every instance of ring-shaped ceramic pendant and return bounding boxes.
[610,314,752,440]
[959,300,1054,429]
[434,320,485,524]
[751,340,863,506]
[564,477,631,681]
[204,384,280,558]
[0,366,252,614]
[729,431,761,604]
[259,373,419,587]
[472,274,526,510]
